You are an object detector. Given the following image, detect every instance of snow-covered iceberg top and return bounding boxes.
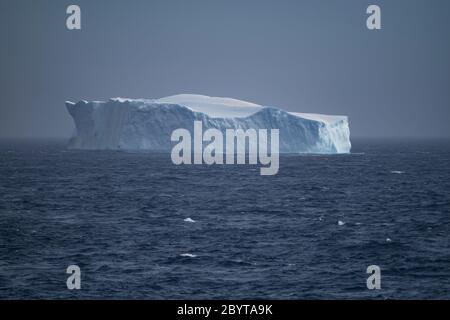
[157,94,347,125]
[66,94,351,153]
[156,94,262,119]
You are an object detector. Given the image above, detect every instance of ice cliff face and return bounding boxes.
[65,94,351,153]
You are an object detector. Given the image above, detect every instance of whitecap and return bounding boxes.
[180,253,197,258]
[390,171,405,174]
[338,220,345,226]
[184,218,196,223]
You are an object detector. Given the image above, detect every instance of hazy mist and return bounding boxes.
[1,0,449,139]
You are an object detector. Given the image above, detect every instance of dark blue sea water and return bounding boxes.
[0,139,449,299]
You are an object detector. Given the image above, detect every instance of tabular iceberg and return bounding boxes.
[65,94,351,153]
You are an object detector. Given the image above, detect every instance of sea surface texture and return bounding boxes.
[0,139,449,299]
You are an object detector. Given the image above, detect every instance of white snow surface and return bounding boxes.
[156,94,262,119]
[66,94,351,153]
[156,94,346,124]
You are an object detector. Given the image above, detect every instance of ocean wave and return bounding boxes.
[180,253,197,258]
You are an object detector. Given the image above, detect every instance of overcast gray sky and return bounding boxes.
[0,0,449,138]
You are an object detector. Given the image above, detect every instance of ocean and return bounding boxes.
[0,138,449,299]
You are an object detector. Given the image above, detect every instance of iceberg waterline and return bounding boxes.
[65,94,351,153]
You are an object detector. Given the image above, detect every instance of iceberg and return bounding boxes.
[65,94,351,153]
